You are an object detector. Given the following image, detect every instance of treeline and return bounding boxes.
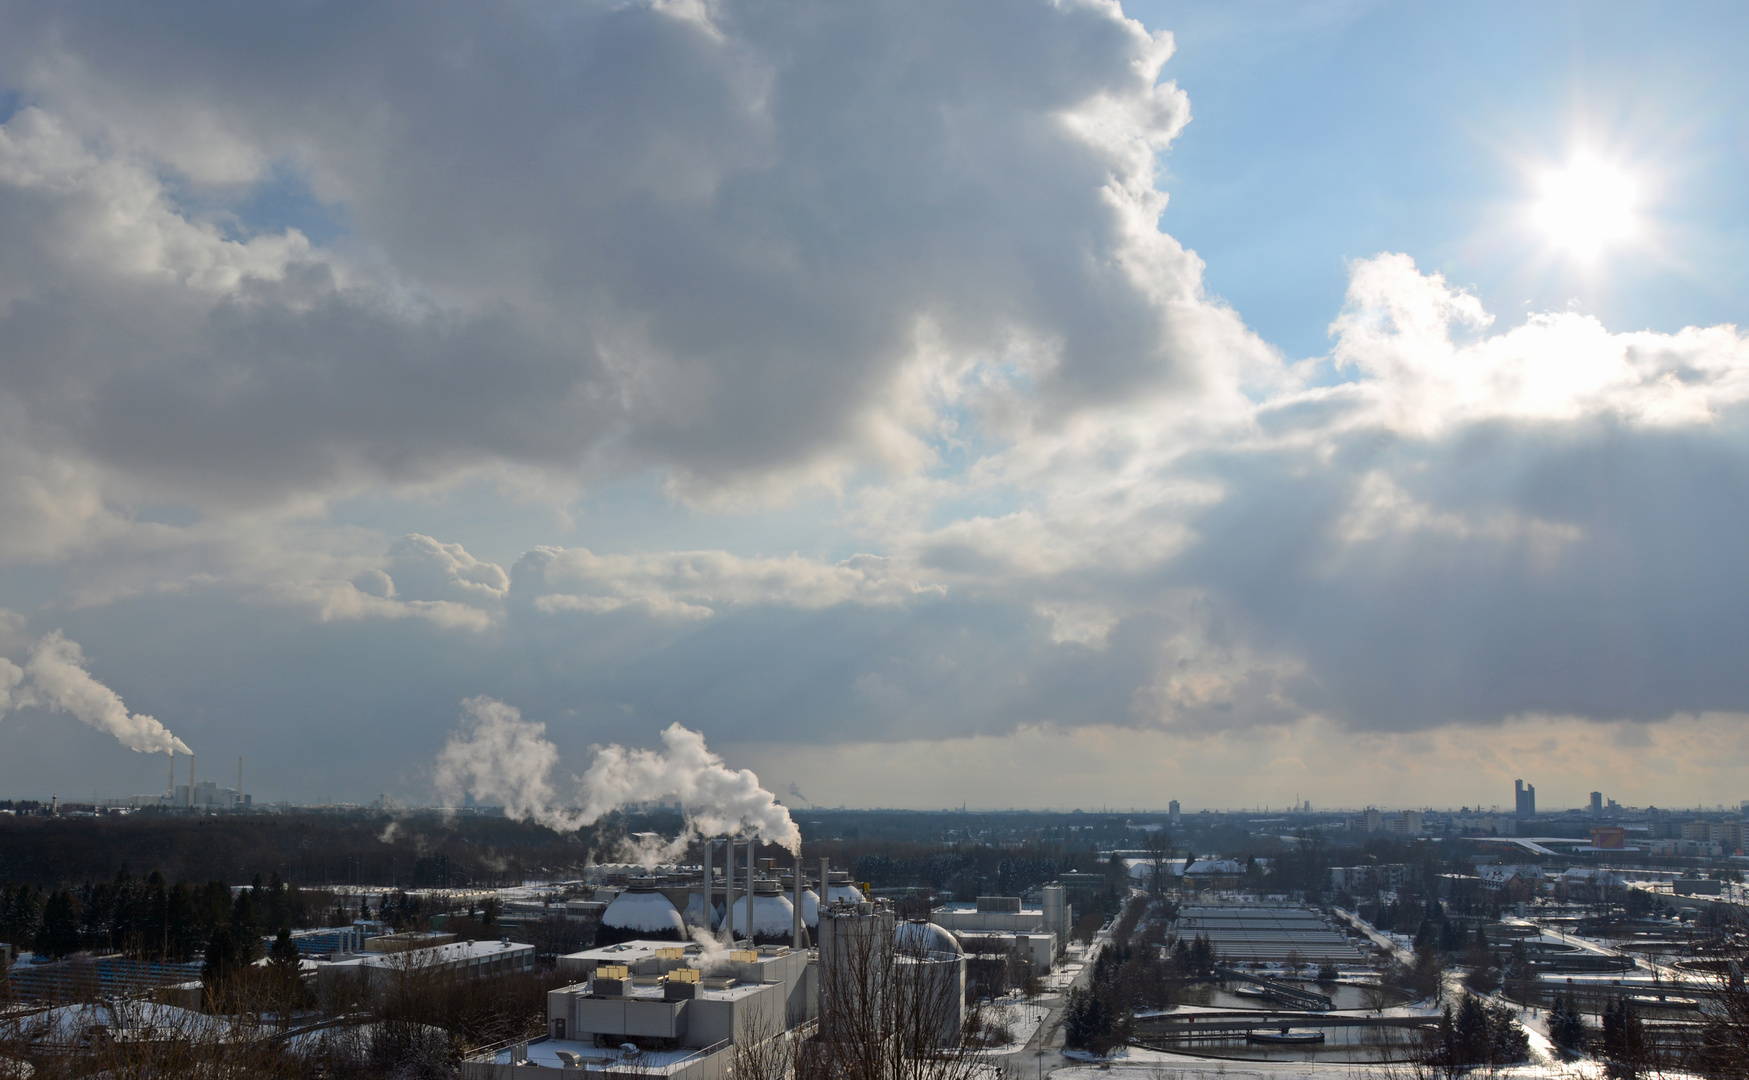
[826,840,1118,903]
[1063,896,1209,1054]
[0,870,345,961]
[0,811,590,889]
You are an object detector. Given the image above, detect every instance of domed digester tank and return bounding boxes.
[596,887,686,946]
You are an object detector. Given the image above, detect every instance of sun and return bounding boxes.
[1530,153,1641,262]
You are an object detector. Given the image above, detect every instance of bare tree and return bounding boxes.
[1695,907,1749,1078]
[732,1012,806,1080]
[807,910,988,1080]
[1145,832,1173,899]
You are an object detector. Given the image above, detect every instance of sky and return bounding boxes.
[1,0,1747,814]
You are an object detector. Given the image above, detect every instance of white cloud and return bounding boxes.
[523,547,940,620]
[0,4,1746,803]
[1328,253,1749,433]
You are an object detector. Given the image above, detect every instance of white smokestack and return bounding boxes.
[0,632,192,756]
[725,838,737,942]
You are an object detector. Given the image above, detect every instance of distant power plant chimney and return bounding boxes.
[189,753,196,807]
[168,749,176,797]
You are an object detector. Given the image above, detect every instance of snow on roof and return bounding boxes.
[601,890,687,933]
[1478,864,1544,883]
[722,893,795,937]
[329,938,532,970]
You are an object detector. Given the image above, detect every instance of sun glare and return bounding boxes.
[1530,153,1640,262]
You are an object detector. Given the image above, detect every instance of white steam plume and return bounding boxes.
[579,722,801,854]
[0,658,22,714]
[432,697,800,854]
[0,632,192,755]
[687,924,731,972]
[434,696,586,831]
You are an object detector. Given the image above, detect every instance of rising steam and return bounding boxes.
[433,696,800,857]
[434,696,582,830]
[0,632,191,756]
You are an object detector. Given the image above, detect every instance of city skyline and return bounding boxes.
[2,2,1748,811]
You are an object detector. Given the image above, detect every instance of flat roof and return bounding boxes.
[487,1038,719,1072]
[328,939,532,970]
[564,940,694,963]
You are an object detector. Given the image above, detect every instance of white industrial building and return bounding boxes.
[466,940,814,1079]
[318,938,535,994]
[928,887,1070,947]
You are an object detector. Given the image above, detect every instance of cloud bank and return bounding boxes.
[0,1,1743,804]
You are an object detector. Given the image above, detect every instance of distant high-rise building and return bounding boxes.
[1589,791,1603,816]
[1168,800,1181,826]
[1514,779,1536,820]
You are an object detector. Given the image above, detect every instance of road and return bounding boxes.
[998,892,1134,1080]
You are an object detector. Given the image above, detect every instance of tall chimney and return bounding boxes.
[168,749,175,798]
[820,857,830,909]
[792,850,805,948]
[724,837,736,943]
[189,753,196,807]
[746,839,756,942]
[702,835,713,932]
[237,757,243,801]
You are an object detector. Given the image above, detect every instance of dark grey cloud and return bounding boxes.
[0,0,1217,518]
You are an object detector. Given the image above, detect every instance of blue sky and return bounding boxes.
[1,0,1747,814]
[1136,0,1749,359]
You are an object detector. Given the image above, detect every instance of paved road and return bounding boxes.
[999,891,1139,1080]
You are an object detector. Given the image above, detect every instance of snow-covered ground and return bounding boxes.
[1047,1044,1675,1080]
[975,1000,1049,1054]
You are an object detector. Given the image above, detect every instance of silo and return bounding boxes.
[894,920,966,1046]
[816,905,894,1044]
[1042,885,1067,944]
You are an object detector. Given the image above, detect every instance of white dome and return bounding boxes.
[601,890,686,934]
[826,883,864,906]
[800,888,820,928]
[895,920,963,958]
[724,893,796,939]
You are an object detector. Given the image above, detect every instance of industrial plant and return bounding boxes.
[462,841,1076,1077]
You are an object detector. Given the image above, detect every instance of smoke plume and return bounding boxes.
[0,632,192,756]
[579,723,801,853]
[434,696,585,831]
[433,697,800,854]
